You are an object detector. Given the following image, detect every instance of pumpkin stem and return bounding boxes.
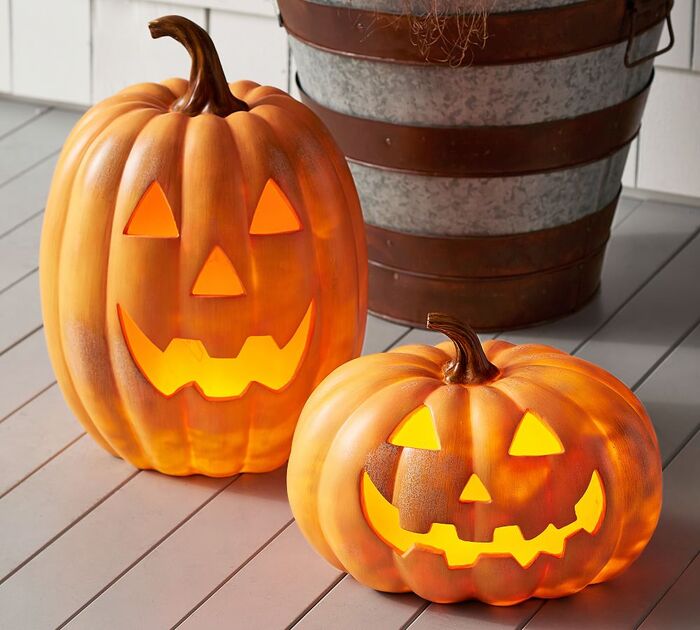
[149,15,249,116]
[427,312,499,385]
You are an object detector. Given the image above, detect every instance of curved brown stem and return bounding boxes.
[149,15,248,116]
[427,312,499,385]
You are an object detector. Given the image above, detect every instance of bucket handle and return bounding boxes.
[625,0,675,68]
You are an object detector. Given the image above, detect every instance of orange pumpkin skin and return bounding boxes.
[40,17,367,477]
[287,316,662,605]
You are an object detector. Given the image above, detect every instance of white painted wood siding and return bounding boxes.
[92,1,206,103]
[11,0,92,105]
[210,8,289,90]
[0,0,10,93]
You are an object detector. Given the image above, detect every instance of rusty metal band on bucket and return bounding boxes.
[298,76,651,177]
[279,0,672,66]
[366,192,619,278]
[366,193,619,330]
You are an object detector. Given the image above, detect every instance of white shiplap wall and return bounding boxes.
[0,0,697,200]
[92,1,207,103]
[0,0,9,93]
[11,0,92,104]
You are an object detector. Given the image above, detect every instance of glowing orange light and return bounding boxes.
[124,181,179,238]
[250,179,302,235]
[117,301,314,399]
[192,245,246,297]
[459,474,492,504]
[509,411,565,456]
[388,406,441,450]
[361,469,605,569]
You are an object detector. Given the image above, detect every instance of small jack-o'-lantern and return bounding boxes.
[40,16,367,477]
[287,314,662,605]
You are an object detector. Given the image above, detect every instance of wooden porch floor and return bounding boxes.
[0,99,698,629]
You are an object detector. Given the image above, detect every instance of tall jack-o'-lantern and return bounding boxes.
[40,16,367,477]
[288,314,662,605]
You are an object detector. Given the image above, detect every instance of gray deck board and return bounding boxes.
[409,599,541,630]
[0,437,134,582]
[639,554,700,629]
[0,212,42,291]
[0,329,54,422]
[612,195,643,228]
[178,524,342,629]
[0,98,698,630]
[0,384,81,498]
[0,154,56,237]
[502,199,700,352]
[362,315,409,354]
[0,270,41,354]
[296,576,425,630]
[0,101,46,139]
[67,468,291,629]
[0,472,227,628]
[0,109,80,186]
[576,230,700,388]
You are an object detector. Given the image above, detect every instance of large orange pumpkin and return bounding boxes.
[287,314,662,605]
[40,16,367,477]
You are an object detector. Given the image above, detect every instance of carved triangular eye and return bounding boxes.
[389,406,441,451]
[124,181,179,238]
[250,179,302,235]
[509,411,564,456]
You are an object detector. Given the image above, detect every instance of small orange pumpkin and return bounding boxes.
[287,313,662,605]
[40,16,367,477]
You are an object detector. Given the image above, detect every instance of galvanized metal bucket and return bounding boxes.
[279,0,674,329]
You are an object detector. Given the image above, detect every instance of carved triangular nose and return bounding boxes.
[459,474,492,503]
[192,246,245,297]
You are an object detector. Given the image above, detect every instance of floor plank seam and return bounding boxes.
[383,327,412,352]
[0,144,59,191]
[661,423,700,472]
[489,204,695,345]
[0,323,44,358]
[613,198,644,230]
[632,316,700,392]
[0,266,39,298]
[569,225,700,356]
[0,208,44,242]
[55,474,242,629]
[285,572,347,629]
[519,599,546,629]
[0,379,56,425]
[634,549,700,629]
[0,469,140,587]
[171,517,296,630]
[0,432,86,501]
[400,600,431,629]
[0,107,50,145]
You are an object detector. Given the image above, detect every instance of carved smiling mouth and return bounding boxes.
[117,301,314,400]
[361,470,605,569]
